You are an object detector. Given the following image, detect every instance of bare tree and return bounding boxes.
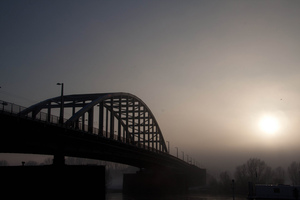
[246,158,272,183]
[272,167,285,184]
[218,171,231,194]
[234,158,272,193]
[288,161,300,185]
[206,173,218,194]
[235,163,249,193]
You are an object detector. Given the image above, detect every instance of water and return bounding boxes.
[106,193,247,200]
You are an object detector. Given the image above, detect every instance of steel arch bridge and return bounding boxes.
[19,92,168,153]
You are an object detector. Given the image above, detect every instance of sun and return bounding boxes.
[259,115,279,134]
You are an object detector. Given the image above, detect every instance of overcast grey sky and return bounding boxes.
[1,0,300,173]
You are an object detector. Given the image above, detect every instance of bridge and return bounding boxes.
[0,92,206,195]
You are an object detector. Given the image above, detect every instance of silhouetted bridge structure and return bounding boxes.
[0,93,205,195]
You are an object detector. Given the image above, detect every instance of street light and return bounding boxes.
[166,141,170,154]
[1,101,8,110]
[57,83,64,124]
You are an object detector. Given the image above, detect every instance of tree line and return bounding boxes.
[207,158,300,195]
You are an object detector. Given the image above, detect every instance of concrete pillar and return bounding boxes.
[53,154,65,166]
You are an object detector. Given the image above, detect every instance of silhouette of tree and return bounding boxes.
[272,167,285,184]
[218,171,232,194]
[288,161,300,185]
[234,163,249,193]
[206,173,218,194]
[234,158,272,194]
[246,158,272,183]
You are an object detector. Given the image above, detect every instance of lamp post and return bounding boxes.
[166,141,170,154]
[232,179,235,200]
[57,83,64,124]
[1,101,8,111]
[175,147,178,158]
[182,151,184,161]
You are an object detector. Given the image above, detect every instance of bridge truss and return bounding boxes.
[19,93,168,153]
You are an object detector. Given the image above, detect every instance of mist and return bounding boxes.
[1,0,300,185]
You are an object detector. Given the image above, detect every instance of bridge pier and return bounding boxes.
[123,169,188,195]
[53,154,65,166]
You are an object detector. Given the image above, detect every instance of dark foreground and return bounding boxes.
[0,165,106,199]
[106,192,247,200]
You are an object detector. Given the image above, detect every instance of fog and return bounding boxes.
[1,0,300,177]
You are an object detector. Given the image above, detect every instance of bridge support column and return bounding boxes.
[53,154,65,166]
[123,169,188,195]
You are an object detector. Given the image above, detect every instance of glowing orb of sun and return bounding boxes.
[259,115,279,134]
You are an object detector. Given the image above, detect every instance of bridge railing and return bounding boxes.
[1,100,27,114]
[0,100,169,155]
[1,100,197,166]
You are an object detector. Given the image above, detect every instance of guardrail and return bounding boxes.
[1,100,26,114]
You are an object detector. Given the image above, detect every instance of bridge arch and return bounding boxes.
[19,93,168,153]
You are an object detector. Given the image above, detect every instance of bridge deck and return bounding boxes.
[0,100,189,170]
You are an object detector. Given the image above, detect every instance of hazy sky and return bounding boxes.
[1,0,300,174]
